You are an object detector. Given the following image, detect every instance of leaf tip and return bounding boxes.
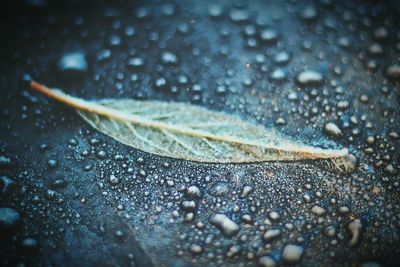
[317,149,358,174]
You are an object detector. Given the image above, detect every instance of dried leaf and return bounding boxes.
[30,81,356,173]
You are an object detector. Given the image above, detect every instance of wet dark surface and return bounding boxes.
[0,0,399,266]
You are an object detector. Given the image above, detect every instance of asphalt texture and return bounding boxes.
[0,0,399,266]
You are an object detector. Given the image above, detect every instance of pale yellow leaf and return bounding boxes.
[30,81,356,173]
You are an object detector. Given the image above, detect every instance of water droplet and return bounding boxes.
[282,244,304,264]
[0,207,21,233]
[161,52,178,65]
[0,176,16,196]
[311,205,326,216]
[21,238,39,252]
[373,27,389,41]
[297,70,324,86]
[58,52,88,73]
[189,244,202,254]
[263,228,282,242]
[260,29,278,43]
[185,185,202,199]
[109,174,120,185]
[274,51,290,64]
[181,200,196,211]
[97,49,111,61]
[209,182,230,196]
[230,9,249,22]
[241,185,253,198]
[386,65,400,81]
[209,213,240,237]
[268,211,280,221]
[300,5,318,21]
[96,150,107,159]
[47,159,58,168]
[128,57,144,68]
[270,69,287,81]
[209,4,223,18]
[162,4,175,16]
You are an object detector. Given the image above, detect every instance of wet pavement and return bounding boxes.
[0,0,399,266]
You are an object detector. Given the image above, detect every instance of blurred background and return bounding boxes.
[0,0,399,266]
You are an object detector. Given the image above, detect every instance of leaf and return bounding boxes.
[30,81,356,173]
